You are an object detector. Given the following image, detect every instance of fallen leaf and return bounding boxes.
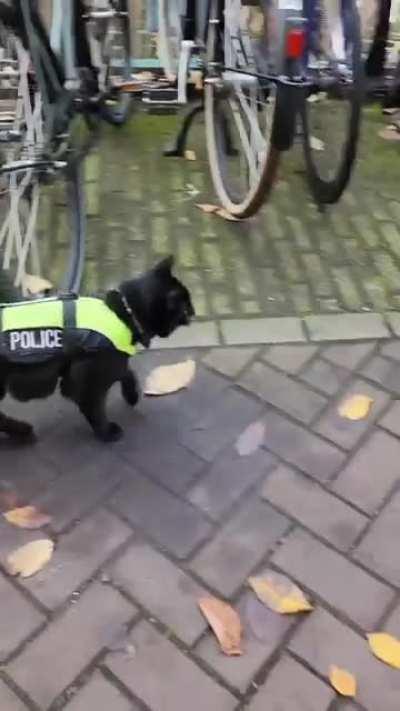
[310,135,325,151]
[235,421,266,456]
[184,149,197,161]
[338,394,374,421]
[368,632,400,669]
[22,273,53,295]
[248,573,313,614]
[4,506,52,529]
[198,596,243,656]
[196,203,219,214]
[144,359,196,396]
[216,208,241,222]
[6,539,54,578]
[329,666,357,697]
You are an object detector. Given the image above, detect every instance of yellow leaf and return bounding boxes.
[6,539,54,578]
[329,666,357,697]
[184,150,197,161]
[196,203,219,214]
[248,573,313,614]
[144,360,196,396]
[198,596,243,656]
[4,506,52,530]
[216,208,241,222]
[368,632,400,669]
[338,394,374,421]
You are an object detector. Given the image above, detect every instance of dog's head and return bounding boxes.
[118,256,195,344]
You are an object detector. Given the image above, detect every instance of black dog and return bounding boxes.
[0,257,194,443]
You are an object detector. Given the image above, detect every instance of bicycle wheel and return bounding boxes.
[301,0,363,204]
[0,39,86,301]
[158,0,184,81]
[205,0,281,218]
[88,0,133,126]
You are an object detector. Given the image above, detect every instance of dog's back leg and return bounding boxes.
[0,367,36,443]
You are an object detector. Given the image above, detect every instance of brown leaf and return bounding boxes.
[184,149,197,161]
[329,666,357,697]
[368,632,400,669]
[235,421,266,456]
[4,505,52,529]
[196,203,220,214]
[338,394,373,421]
[198,596,243,656]
[6,539,54,578]
[144,360,196,396]
[248,573,313,614]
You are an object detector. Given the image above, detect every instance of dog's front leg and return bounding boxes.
[78,388,123,443]
[0,412,36,442]
[121,367,140,407]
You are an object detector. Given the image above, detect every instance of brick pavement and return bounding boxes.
[1,342,400,709]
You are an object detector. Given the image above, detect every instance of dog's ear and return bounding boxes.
[154,255,174,277]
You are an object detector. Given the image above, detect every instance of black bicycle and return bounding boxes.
[0,0,132,300]
[157,0,363,218]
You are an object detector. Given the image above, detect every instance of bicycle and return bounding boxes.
[156,0,363,218]
[0,0,132,300]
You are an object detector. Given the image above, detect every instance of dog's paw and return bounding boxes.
[8,421,37,444]
[99,422,124,443]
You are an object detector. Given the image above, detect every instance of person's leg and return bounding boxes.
[366,0,391,77]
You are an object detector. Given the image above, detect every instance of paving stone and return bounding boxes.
[332,430,400,514]
[362,356,400,395]
[273,529,393,628]
[386,312,400,337]
[0,680,27,710]
[0,572,44,662]
[379,400,400,436]
[202,347,259,377]
[322,342,376,369]
[247,655,334,711]
[119,428,205,494]
[109,541,207,646]
[188,447,275,521]
[384,604,400,638]
[8,583,134,710]
[262,465,367,550]
[221,318,305,345]
[300,358,350,395]
[290,607,400,711]
[262,410,345,481]
[195,590,294,693]
[239,362,326,424]
[21,509,131,609]
[181,388,263,462]
[355,490,400,586]
[105,621,235,711]
[33,459,125,533]
[380,341,400,361]
[37,424,121,475]
[305,313,389,341]
[65,672,135,711]
[314,380,389,451]
[151,321,219,348]
[191,498,289,596]
[110,470,212,559]
[0,446,59,504]
[261,344,318,374]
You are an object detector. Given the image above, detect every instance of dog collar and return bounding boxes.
[117,291,150,348]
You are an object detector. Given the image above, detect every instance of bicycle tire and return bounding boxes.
[96,0,133,126]
[301,0,363,205]
[0,37,86,300]
[205,0,281,219]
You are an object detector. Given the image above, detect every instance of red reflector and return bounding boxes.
[286,29,306,59]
